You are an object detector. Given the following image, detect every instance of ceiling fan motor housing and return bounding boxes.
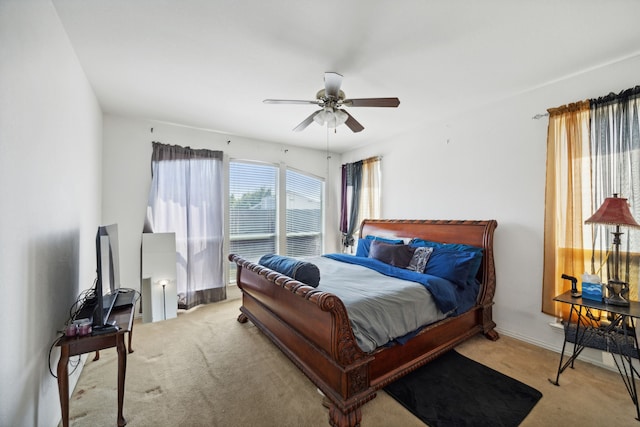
[316,89,346,105]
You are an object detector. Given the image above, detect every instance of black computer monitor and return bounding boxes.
[93,224,120,329]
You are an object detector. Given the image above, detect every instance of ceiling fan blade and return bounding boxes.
[343,97,400,108]
[343,110,364,133]
[324,72,343,98]
[264,99,319,105]
[293,110,322,132]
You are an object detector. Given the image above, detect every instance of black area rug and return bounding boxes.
[384,350,542,427]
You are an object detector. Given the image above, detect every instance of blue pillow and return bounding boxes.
[258,254,320,287]
[355,239,372,257]
[410,239,483,284]
[356,235,404,257]
[365,235,405,244]
[423,248,478,287]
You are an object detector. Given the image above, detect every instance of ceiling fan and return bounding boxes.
[264,72,400,133]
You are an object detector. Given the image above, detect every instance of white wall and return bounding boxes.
[102,114,341,293]
[0,1,103,426]
[342,55,640,361]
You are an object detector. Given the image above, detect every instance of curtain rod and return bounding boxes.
[537,85,640,119]
[591,85,640,106]
[342,155,382,166]
[362,155,382,163]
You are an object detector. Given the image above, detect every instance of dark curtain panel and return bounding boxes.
[340,166,348,233]
[340,161,362,249]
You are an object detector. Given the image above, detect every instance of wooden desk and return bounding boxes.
[56,305,135,427]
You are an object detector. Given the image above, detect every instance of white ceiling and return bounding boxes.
[52,0,640,153]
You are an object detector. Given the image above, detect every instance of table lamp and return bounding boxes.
[585,194,640,306]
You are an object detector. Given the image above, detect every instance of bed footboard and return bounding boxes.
[229,254,376,426]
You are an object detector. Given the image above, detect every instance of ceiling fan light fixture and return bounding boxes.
[333,109,348,126]
[313,108,348,128]
[313,109,330,126]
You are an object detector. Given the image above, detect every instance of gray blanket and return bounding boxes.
[310,256,447,353]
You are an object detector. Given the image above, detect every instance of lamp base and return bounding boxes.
[605,280,630,307]
[605,294,630,307]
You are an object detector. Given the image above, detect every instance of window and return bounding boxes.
[543,91,640,317]
[229,161,278,268]
[228,161,324,281]
[286,168,324,257]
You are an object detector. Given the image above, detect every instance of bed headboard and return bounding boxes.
[359,219,498,305]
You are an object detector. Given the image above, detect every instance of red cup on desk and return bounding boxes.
[78,321,91,336]
[73,319,92,337]
[65,324,77,337]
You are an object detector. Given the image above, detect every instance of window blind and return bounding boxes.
[229,161,278,265]
[286,169,323,257]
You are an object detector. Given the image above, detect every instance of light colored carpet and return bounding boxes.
[61,299,636,426]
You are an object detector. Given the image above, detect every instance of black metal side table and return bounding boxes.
[550,290,640,421]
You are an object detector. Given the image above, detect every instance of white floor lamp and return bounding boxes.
[157,279,169,320]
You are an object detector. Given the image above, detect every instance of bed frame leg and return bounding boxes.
[328,404,361,427]
[237,312,248,323]
[484,329,500,341]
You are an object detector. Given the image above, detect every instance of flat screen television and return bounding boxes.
[93,223,121,330]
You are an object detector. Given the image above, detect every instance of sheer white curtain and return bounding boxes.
[359,156,381,222]
[145,142,224,309]
[590,89,640,299]
[541,101,592,317]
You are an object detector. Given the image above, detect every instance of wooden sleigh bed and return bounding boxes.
[229,219,498,427]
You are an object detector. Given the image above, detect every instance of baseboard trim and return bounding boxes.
[495,326,620,372]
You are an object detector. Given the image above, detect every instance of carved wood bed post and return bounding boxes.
[477,219,499,341]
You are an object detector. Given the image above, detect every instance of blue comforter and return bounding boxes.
[323,253,470,315]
